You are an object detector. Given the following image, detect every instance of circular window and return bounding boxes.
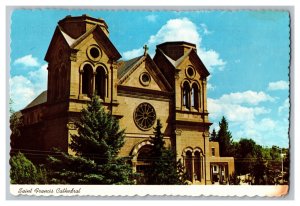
[186,67,195,79]
[87,45,101,61]
[139,72,151,86]
[90,47,100,58]
[134,102,156,131]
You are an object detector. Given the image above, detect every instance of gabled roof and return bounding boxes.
[23,90,47,110]
[44,27,70,62]
[117,55,144,79]
[45,24,121,62]
[158,48,210,77]
[158,48,193,68]
[117,54,172,91]
[58,26,76,46]
[69,25,121,60]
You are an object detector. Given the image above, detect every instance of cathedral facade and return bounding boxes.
[17,15,234,185]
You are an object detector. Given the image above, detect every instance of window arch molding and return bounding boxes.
[191,81,201,110]
[182,80,191,109]
[131,140,154,161]
[79,61,95,73]
[182,146,205,183]
[181,146,204,157]
[182,147,194,157]
[193,147,204,156]
[79,61,109,100]
[180,79,192,88]
[94,62,108,74]
[79,61,108,74]
[95,65,108,100]
[181,79,202,111]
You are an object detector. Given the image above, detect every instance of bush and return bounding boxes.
[10,152,38,184]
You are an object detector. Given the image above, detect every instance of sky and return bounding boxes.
[9,9,290,148]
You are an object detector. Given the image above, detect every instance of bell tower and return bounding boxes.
[44,14,121,106]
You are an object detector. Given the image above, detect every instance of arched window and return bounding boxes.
[183,82,190,109]
[95,66,106,100]
[194,151,201,181]
[185,151,193,182]
[191,83,199,109]
[82,64,93,96]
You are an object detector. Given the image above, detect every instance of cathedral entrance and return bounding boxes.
[135,144,153,184]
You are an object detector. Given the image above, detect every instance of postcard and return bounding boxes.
[8,9,290,197]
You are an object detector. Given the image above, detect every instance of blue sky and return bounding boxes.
[10,10,290,147]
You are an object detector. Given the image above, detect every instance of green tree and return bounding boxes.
[270,145,281,161]
[47,95,134,184]
[216,116,234,156]
[235,138,257,175]
[252,144,267,184]
[10,152,38,184]
[9,99,23,149]
[209,128,217,141]
[145,119,187,185]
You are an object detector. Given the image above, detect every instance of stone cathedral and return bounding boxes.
[16,15,234,185]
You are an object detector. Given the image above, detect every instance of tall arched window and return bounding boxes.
[194,151,201,181]
[82,64,93,96]
[95,66,106,100]
[183,82,190,109]
[185,151,193,182]
[191,83,199,109]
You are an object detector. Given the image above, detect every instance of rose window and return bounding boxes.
[134,103,156,130]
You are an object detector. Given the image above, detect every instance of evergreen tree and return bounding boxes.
[210,129,217,141]
[217,116,234,156]
[145,119,187,185]
[47,95,134,184]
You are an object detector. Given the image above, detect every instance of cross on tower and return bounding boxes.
[143,44,149,56]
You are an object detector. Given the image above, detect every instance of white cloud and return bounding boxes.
[218,90,275,105]
[268,80,289,91]
[14,54,40,67]
[10,64,48,111]
[200,23,212,35]
[122,48,144,60]
[208,90,289,147]
[122,18,226,72]
[148,17,200,45]
[198,49,226,72]
[10,76,36,111]
[235,118,289,147]
[207,83,215,90]
[278,98,289,115]
[145,14,158,23]
[208,97,270,123]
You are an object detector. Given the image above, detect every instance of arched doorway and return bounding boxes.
[136,144,153,184]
